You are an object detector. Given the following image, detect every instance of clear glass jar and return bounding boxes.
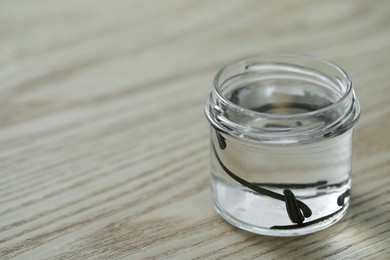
[204,53,360,236]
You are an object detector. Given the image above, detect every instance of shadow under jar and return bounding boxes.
[204,53,360,236]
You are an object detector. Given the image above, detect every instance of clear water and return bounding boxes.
[211,83,352,236]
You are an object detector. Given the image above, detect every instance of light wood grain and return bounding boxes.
[0,0,389,259]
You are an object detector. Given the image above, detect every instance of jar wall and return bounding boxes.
[205,53,360,236]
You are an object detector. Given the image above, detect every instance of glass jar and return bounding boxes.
[204,53,360,236]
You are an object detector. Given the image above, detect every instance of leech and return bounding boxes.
[211,142,312,219]
[216,131,226,150]
[317,179,350,189]
[270,207,345,229]
[337,189,351,206]
[254,180,328,189]
[284,189,305,224]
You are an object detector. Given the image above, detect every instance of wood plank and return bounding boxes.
[0,0,389,259]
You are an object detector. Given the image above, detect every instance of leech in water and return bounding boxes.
[212,130,351,227]
[284,189,305,224]
[254,180,328,189]
[211,143,312,223]
[215,131,226,150]
[270,207,346,230]
[337,189,351,206]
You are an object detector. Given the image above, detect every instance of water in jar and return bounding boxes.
[210,80,352,236]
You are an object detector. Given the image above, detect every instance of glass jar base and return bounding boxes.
[213,200,349,237]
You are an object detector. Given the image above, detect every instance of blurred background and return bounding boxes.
[0,0,389,259]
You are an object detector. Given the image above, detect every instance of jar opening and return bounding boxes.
[214,54,352,118]
[205,53,360,144]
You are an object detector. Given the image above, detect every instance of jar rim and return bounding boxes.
[213,52,353,120]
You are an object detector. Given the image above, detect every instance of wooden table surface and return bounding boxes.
[1,0,389,259]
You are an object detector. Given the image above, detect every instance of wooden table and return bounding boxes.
[1,0,389,259]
